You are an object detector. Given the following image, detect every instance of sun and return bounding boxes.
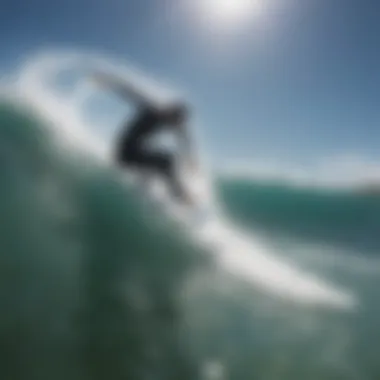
[195,0,263,28]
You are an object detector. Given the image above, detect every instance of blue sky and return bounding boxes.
[1,0,380,165]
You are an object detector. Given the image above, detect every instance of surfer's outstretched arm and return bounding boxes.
[91,71,155,109]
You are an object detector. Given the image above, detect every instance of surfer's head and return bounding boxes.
[164,102,189,125]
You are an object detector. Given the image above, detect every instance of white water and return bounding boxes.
[8,49,357,310]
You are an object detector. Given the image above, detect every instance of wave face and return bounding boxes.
[0,101,202,380]
[1,50,380,380]
[217,179,380,254]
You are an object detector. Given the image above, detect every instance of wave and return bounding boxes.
[217,178,380,254]
[0,49,363,379]
[0,99,205,379]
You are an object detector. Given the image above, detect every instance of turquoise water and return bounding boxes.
[0,81,379,379]
[0,102,203,379]
[217,179,380,254]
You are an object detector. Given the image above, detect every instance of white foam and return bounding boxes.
[221,156,380,191]
[6,49,357,310]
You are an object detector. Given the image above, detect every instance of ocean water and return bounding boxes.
[0,51,379,380]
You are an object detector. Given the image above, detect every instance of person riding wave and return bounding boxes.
[93,71,198,206]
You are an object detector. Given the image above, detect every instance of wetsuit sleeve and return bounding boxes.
[92,71,155,109]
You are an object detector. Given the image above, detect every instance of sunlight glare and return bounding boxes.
[198,0,263,28]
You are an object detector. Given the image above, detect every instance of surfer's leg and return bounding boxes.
[116,144,191,204]
[142,151,187,200]
[138,151,191,204]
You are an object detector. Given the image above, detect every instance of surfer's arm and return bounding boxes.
[92,72,155,109]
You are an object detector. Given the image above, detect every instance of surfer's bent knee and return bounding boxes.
[115,142,135,166]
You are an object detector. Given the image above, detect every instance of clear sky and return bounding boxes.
[1,0,379,166]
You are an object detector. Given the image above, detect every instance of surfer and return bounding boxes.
[93,72,197,205]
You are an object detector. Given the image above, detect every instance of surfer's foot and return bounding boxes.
[171,186,194,207]
[180,191,196,207]
[168,178,194,207]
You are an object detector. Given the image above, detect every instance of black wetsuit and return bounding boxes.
[115,106,184,199]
